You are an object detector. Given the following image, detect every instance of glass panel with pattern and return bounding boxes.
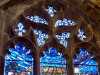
[73,48,99,75]
[33,29,48,47]
[4,42,34,75]
[15,22,26,36]
[55,18,76,27]
[40,47,67,75]
[26,15,48,25]
[56,32,70,48]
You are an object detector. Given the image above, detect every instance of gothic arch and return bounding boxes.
[73,47,99,74]
[0,0,100,75]
[4,37,35,75]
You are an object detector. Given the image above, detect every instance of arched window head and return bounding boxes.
[56,32,70,48]
[4,42,34,75]
[73,48,99,75]
[33,29,48,46]
[40,47,67,74]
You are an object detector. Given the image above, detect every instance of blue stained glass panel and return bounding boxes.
[79,59,98,73]
[4,42,33,75]
[56,32,70,48]
[55,18,76,27]
[40,47,67,74]
[33,29,48,46]
[73,48,98,74]
[26,16,48,25]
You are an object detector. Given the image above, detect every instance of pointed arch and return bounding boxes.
[73,47,99,75]
[4,37,35,75]
[1,0,100,75]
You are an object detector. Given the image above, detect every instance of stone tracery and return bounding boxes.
[0,0,100,75]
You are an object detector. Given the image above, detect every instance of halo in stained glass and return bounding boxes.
[56,32,70,48]
[55,18,76,27]
[26,15,48,25]
[33,29,48,46]
[73,48,98,74]
[4,42,33,75]
[40,47,67,74]
[14,22,26,36]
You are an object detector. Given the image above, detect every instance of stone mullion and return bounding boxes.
[0,10,6,56]
[31,29,40,75]
[67,41,75,75]
[0,56,4,75]
[34,47,40,75]
[67,29,77,75]
[33,40,40,75]
[48,14,58,40]
[0,10,6,75]
[67,55,74,75]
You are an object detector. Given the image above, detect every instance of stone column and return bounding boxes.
[34,48,40,75]
[67,55,74,75]
[0,10,6,75]
[0,56,4,75]
[66,31,76,75]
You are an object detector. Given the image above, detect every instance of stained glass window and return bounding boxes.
[55,18,76,27]
[40,47,67,75]
[26,16,48,25]
[33,29,48,46]
[15,22,26,36]
[45,6,56,17]
[73,48,99,75]
[4,42,33,75]
[56,32,70,48]
[77,29,87,41]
